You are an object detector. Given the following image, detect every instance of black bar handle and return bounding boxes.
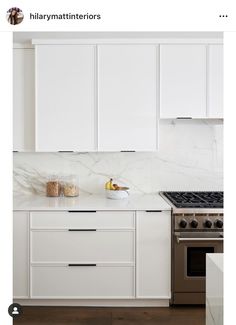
[145,210,163,212]
[68,264,96,267]
[120,150,136,152]
[68,229,97,232]
[58,151,74,152]
[176,117,192,119]
[68,210,97,213]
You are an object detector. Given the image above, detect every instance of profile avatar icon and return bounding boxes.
[8,303,22,318]
[6,7,24,25]
[12,306,19,315]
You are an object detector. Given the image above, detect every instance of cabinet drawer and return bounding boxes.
[31,211,134,229]
[31,265,134,298]
[31,230,134,263]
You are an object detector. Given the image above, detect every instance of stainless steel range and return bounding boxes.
[160,191,223,305]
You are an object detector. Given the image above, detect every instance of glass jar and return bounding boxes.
[62,175,79,197]
[46,175,61,197]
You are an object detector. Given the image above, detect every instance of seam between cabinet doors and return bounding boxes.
[156,45,160,150]
[30,228,135,231]
[96,45,100,151]
[29,212,32,298]
[34,47,38,151]
[134,211,137,298]
[135,211,138,298]
[206,44,209,117]
[94,45,98,151]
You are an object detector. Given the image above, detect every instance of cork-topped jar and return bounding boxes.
[46,175,61,197]
[62,175,79,197]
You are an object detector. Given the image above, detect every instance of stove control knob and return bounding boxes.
[190,219,198,228]
[215,219,223,228]
[179,219,187,228]
[204,219,212,228]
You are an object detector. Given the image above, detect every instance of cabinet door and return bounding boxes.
[13,49,35,151]
[31,266,134,298]
[136,211,171,298]
[160,45,206,118]
[207,45,223,118]
[98,45,157,151]
[13,211,29,298]
[35,45,95,151]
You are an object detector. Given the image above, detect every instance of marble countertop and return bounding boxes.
[13,193,171,211]
[206,253,223,325]
[207,253,223,273]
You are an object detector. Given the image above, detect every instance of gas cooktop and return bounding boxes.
[161,191,223,209]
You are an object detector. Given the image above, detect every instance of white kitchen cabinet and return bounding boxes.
[160,45,207,118]
[13,211,29,298]
[31,230,134,263]
[29,210,135,299]
[98,45,157,151]
[30,211,134,229]
[35,45,96,151]
[31,265,134,298]
[13,49,35,151]
[136,211,171,298]
[207,45,223,118]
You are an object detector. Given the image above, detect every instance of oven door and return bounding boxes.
[174,232,223,293]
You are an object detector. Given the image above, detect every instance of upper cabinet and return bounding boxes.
[160,45,207,118]
[207,45,223,118]
[160,44,223,119]
[13,38,223,152]
[13,48,35,151]
[35,45,96,151]
[98,45,157,151]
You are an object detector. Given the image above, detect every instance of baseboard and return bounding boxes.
[14,298,170,307]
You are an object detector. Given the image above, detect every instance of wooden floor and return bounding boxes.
[14,306,205,325]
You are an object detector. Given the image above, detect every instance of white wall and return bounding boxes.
[13,120,223,195]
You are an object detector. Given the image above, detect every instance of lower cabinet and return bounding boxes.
[29,211,135,299]
[136,211,171,298]
[31,230,134,263]
[13,209,171,301]
[13,211,29,298]
[31,265,134,298]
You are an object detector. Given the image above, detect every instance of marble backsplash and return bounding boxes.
[13,120,223,195]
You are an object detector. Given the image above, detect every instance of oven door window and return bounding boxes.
[187,247,214,277]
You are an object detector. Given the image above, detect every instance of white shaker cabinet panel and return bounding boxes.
[31,266,134,298]
[31,230,134,263]
[13,211,29,298]
[35,45,95,151]
[160,45,206,118]
[13,49,35,151]
[207,45,223,118]
[98,45,157,151]
[136,211,171,298]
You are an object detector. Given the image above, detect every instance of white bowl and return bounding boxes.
[106,189,129,200]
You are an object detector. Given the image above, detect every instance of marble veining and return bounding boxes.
[206,254,223,325]
[13,120,223,195]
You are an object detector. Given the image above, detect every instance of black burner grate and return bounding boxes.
[162,191,223,208]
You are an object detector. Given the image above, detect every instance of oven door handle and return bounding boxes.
[175,235,223,244]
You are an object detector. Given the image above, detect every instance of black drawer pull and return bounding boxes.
[68,229,97,232]
[176,117,192,119]
[145,210,163,212]
[68,264,96,267]
[68,210,97,213]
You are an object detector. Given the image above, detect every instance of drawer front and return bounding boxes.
[31,211,134,229]
[31,266,134,298]
[31,230,134,263]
